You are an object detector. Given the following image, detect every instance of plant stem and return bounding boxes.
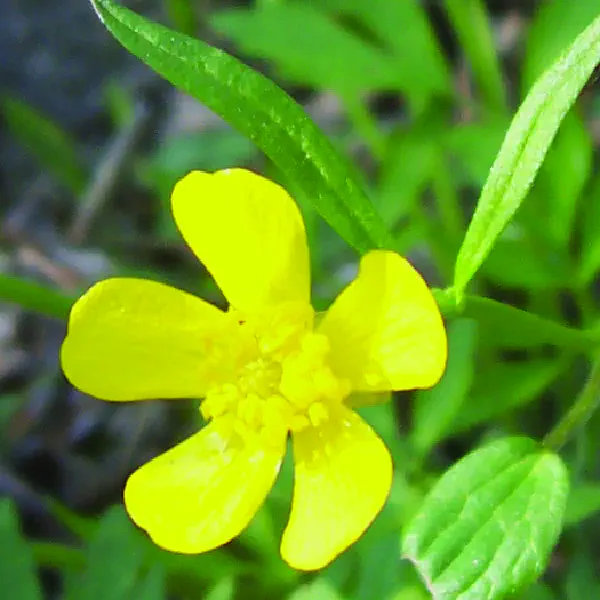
[544,356,600,451]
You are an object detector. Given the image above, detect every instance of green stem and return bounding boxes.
[544,356,600,451]
[0,275,74,320]
[444,0,507,113]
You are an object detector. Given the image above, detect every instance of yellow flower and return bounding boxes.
[60,169,447,570]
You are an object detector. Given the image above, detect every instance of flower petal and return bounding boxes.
[124,416,286,553]
[281,406,392,570]
[319,250,447,392]
[61,278,246,401]
[171,169,310,314]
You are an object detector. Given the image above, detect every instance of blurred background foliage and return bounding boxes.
[2,0,600,598]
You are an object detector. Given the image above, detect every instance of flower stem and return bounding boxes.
[544,356,600,451]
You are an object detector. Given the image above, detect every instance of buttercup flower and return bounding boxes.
[60,169,447,570]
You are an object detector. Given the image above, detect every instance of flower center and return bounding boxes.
[201,304,350,444]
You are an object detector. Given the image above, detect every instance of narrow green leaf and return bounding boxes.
[453,13,600,298]
[453,358,569,433]
[0,500,42,600]
[212,4,401,95]
[205,577,236,600]
[444,0,506,112]
[577,171,600,285]
[522,0,600,90]
[130,565,166,600]
[89,0,391,254]
[287,579,345,600]
[78,506,145,600]
[2,96,87,194]
[535,110,593,246]
[305,0,451,101]
[0,275,75,320]
[564,482,600,525]
[481,237,571,290]
[403,437,569,600]
[412,319,478,454]
[461,295,597,351]
[565,550,600,599]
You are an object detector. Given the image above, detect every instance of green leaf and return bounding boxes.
[445,117,508,187]
[287,579,345,600]
[460,295,597,351]
[89,0,391,254]
[518,582,557,600]
[535,110,593,246]
[444,0,506,112]
[309,0,451,102]
[77,506,145,600]
[577,171,600,285]
[205,577,236,600]
[2,96,87,194]
[564,482,600,525]
[522,0,600,90]
[412,319,478,454]
[565,550,600,599]
[0,275,75,320]
[212,4,401,96]
[453,358,569,433]
[453,13,600,298]
[130,565,166,600]
[481,237,571,290]
[403,437,569,600]
[0,500,42,600]
[377,113,443,226]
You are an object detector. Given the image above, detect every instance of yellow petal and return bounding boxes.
[319,250,447,392]
[61,278,245,401]
[124,416,286,553]
[281,406,392,570]
[171,169,310,314]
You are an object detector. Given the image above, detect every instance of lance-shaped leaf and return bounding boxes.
[453,13,600,298]
[403,437,568,600]
[88,0,391,254]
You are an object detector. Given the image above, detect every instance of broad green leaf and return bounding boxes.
[535,110,593,246]
[89,0,391,254]
[453,358,569,433]
[311,0,450,101]
[0,275,74,321]
[412,319,478,454]
[461,295,597,351]
[2,96,87,194]
[523,0,600,90]
[0,500,42,600]
[77,506,145,600]
[564,482,600,525]
[212,4,401,95]
[453,13,600,298]
[403,437,569,600]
